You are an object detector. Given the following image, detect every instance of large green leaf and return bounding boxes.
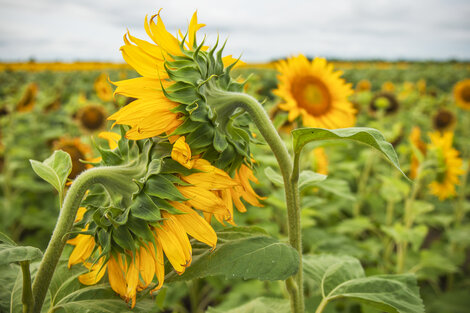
[49,284,158,313]
[0,244,43,266]
[303,254,424,313]
[166,227,299,282]
[207,297,290,313]
[30,150,72,202]
[292,128,407,179]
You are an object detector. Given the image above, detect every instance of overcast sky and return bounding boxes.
[1,0,469,62]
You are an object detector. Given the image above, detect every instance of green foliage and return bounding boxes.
[30,149,72,204]
[207,297,290,313]
[166,227,299,282]
[303,254,425,313]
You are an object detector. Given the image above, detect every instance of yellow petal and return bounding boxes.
[68,235,95,268]
[98,132,121,150]
[78,257,107,285]
[171,137,194,169]
[108,255,127,298]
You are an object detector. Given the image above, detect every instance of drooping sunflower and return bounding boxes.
[17,83,38,112]
[53,137,92,179]
[428,131,464,200]
[432,108,456,132]
[273,55,356,129]
[76,105,107,131]
[356,79,371,92]
[94,73,113,102]
[453,79,470,110]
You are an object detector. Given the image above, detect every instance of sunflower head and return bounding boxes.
[273,55,355,129]
[94,73,113,102]
[454,79,470,110]
[432,108,456,132]
[409,127,427,179]
[53,137,92,179]
[77,105,107,131]
[356,79,371,92]
[67,132,262,306]
[109,11,253,174]
[17,83,38,112]
[427,132,464,200]
[369,92,399,116]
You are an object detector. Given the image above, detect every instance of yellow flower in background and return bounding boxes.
[409,127,427,180]
[417,79,426,95]
[94,73,113,102]
[381,81,395,93]
[454,79,470,110]
[17,83,38,112]
[428,132,464,200]
[356,79,371,92]
[273,55,356,129]
[53,137,92,179]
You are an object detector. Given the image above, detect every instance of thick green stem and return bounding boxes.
[21,261,33,313]
[31,166,136,313]
[216,92,304,313]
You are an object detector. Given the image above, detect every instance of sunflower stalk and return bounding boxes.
[205,90,305,313]
[31,165,143,313]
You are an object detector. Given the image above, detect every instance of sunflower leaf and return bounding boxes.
[166,227,299,282]
[0,244,43,266]
[30,149,72,204]
[303,254,424,313]
[292,127,409,180]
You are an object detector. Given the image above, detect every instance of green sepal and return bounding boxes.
[106,206,130,227]
[151,197,183,215]
[129,192,162,222]
[112,226,135,253]
[95,145,123,166]
[213,129,228,152]
[161,174,192,186]
[186,124,215,152]
[160,159,197,176]
[144,175,187,201]
[93,208,112,228]
[127,214,155,243]
[164,63,201,86]
[170,119,204,136]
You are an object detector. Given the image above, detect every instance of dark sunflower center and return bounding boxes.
[292,76,331,116]
[434,110,454,130]
[461,85,470,103]
[60,144,87,179]
[81,106,105,130]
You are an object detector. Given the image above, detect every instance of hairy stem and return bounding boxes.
[21,261,33,313]
[219,92,304,313]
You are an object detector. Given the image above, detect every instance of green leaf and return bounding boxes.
[292,127,408,179]
[144,175,186,201]
[299,170,327,191]
[129,193,162,222]
[50,283,158,312]
[315,178,355,201]
[207,297,290,313]
[264,167,284,186]
[0,244,43,266]
[0,231,17,246]
[30,150,72,201]
[166,227,299,282]
[303,254,424,313]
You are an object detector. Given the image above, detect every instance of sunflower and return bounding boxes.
[68,202,217,308]
[53,137,92,179]
[454,79,470,110]
[17,83,38,112]
[94,73,113,102]
[409,127,427,179]
[369,92,399,116]
[273,55,355,129]
[108,11,238,140]
[356,79,371,92]
[432,109,456,132]
[381,81,395,93]
[417,79,426,95]
[77,105,107,131]
[428,132,464,200]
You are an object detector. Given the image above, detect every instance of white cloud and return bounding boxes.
[0,0,469,61]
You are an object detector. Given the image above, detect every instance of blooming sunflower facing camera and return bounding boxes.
[273,55,356,129]
[428,131,464,200]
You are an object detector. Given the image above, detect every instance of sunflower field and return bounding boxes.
[1,10,470,313]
